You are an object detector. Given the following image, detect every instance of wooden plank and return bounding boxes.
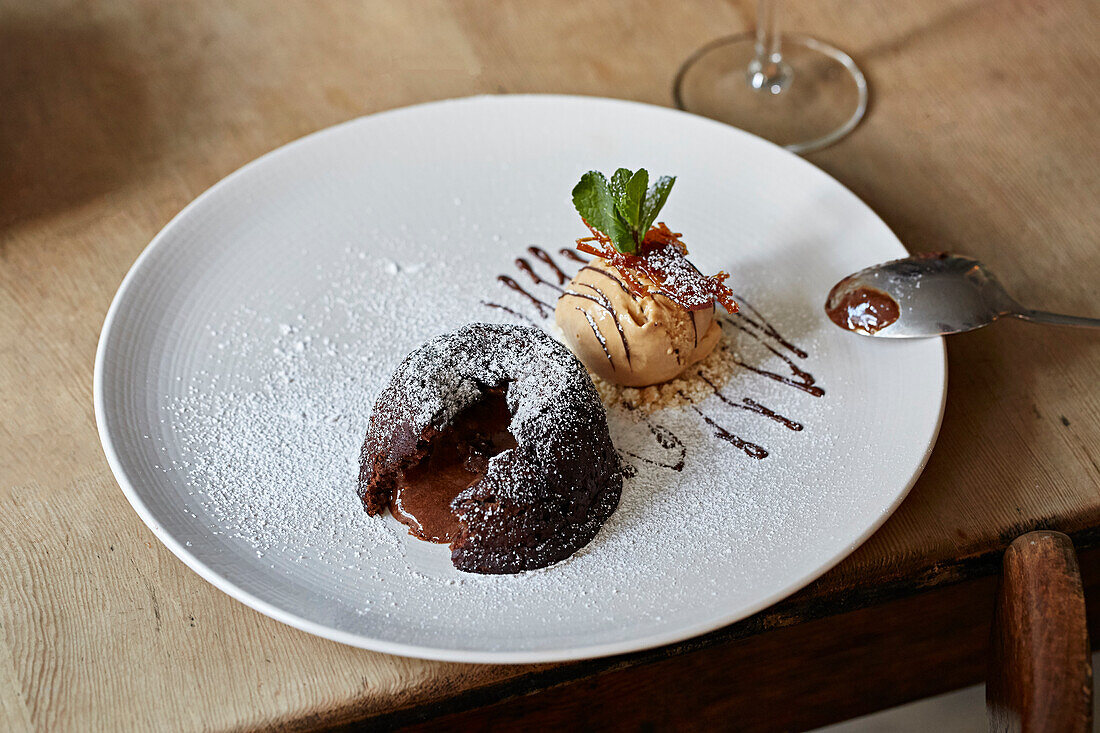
[389,577,999,732]
[1,0,1099,729]
[379,545,1100,731]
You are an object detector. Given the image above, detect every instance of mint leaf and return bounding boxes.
[609,168,648,234]
[639,175,675,235]
[572,171,633,253]
[573,168,675,254]
[620,169,649,235]
[572,171,616,232]
[610,168,632,209]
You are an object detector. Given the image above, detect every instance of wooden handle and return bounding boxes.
[987,531,1092,732]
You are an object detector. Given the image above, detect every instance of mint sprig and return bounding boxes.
[572,168,675,254]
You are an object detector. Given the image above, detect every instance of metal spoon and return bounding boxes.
[824,252,1100,338]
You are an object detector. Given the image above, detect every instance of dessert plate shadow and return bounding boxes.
[95,95,946,663]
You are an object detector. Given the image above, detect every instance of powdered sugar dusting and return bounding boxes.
[150,238,843,643]
[640,240,720,310]
[361,323,601,458]
[98,96,947,658]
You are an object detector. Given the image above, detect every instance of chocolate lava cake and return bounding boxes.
[357,323,622,574]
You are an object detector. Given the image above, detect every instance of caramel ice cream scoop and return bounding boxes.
[555,258,721,387]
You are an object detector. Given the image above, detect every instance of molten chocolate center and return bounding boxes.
[392,386,517,543]
[825,285,900,335]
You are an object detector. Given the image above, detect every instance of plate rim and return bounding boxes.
[94,93,948,664]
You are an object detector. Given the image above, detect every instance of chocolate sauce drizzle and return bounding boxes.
[528,246,569,285]
[689,404,769,460]
[560,286,632,364]
[738,352,824,397]
[698,374,803,431]
[731,293,808,359]
[480,301,537,325]
[515,258,564,293]
[618,459,639,479]
[497,275,552,318]
[619,418,686,472]
[485,246,826,466]
[580,265,638,302]
[722,320,825,398]
[577,307,614,366]
[737,398,803,431]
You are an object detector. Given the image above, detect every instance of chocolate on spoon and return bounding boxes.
[825,253,1100,338]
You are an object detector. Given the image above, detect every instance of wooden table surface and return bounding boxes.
[2,0,1099,730]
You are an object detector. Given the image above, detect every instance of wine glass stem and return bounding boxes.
[748,0,791,94]
[756,0,781,63]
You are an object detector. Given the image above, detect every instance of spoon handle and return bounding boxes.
[1012,309,1100,330]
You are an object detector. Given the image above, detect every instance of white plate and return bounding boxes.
[95,95,946,663]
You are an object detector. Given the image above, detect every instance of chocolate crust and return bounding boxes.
[357,323,622,574]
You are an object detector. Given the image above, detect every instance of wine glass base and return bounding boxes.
[674,33,868,155]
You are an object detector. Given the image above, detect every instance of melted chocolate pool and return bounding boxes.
[392,387,517,542]
[825,285,900,335]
